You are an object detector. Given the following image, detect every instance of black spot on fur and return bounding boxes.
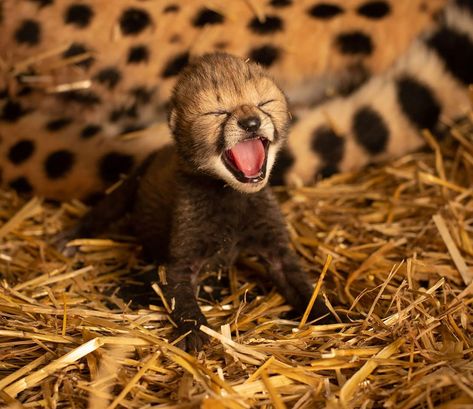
[60,90,101,105]
[120,124,146,135]
[311,126,345,164]
[9,176,33,193]
[169,34,181,44]
[161,52,190,78]
[163,4,180,13]
[80,124,102,139]
[95,67,122,89]
[193,8,225,27]
[109,106,137,122]
[65,4,94,28]
[418,2,428,12]
[396,76,441,131]
[308,3,344,19]
[62,43,94,68]
[248,15,283,35]
[336,31,373,55]
[109,108,126,122]
[131,86,154,104]
[426,27,473,85]
[270,147,295,185]
[357,1,391,19]
[99,152,134,184]
[318,164,339,178]
[15,19,41,46]
[1,100,29,122]
[8,140,35,164]
[44,150,75,179]
[352,106,389,154]
[18,86,33,96]
[127,44,150,64]
[46,117,72,132]
[249,45,280,67]
[269,0,292,8]
[119,8,152,35]
[214,41,228,50]
[28,0,54,7]
[455,0,473,14]
[83,191,104,205]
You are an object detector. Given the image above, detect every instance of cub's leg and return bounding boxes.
[54,153,156,250]
[159,262,210,352]
[264,247,333,323]
[155,193,237,352]
[244,191,333,323]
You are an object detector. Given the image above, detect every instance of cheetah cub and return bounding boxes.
[61,53,333,351]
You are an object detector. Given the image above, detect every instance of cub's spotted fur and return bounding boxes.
[0,0,471,200]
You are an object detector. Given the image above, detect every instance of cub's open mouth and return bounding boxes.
[223,137,270,183]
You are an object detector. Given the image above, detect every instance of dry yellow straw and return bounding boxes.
[0,353,53,391]
[200,325,267,364]
[261,370,287,409]
[62,293,67,337]
[299,254,332,328]
[245,356,276,384]
[5,338,104,397]
[233,375,293,397]
[0,197,42,239]
[339,338,405,407]
[433,214,473,284]
[106,351,160,409]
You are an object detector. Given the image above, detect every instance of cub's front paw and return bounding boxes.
[172,312,210,352]
[307,296,337,324]
[175,321,210,352]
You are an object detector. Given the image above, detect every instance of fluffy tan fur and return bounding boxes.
[169,53,288,193]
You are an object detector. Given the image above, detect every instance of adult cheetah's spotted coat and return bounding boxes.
[0,0,472,200]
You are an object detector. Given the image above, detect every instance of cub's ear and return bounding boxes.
[168,106,177,133]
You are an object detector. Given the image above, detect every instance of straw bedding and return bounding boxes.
[0,115,473,408]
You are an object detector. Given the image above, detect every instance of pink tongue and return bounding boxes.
[229,139,265,177]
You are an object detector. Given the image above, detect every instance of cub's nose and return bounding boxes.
[237,116,261,132]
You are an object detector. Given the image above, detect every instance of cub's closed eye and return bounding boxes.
[258,99,276,107]
[203,110,230,116]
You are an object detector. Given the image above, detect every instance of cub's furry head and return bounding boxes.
[169,53,289,193]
